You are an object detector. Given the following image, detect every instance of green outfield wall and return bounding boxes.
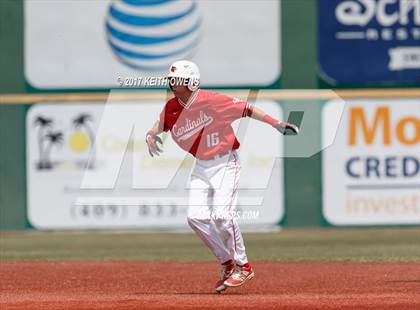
[0,0,26,230]
[0,1,418,230]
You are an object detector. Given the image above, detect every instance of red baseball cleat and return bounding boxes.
[215,259,235,293]
[223,263,254,287]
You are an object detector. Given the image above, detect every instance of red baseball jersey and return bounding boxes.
[159,89,250,160]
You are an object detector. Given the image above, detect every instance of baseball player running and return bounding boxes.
[146,60,299,293]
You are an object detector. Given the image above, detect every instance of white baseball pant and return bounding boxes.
[187,150,248,265]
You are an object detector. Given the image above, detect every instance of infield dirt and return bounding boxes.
[1,261,419,309]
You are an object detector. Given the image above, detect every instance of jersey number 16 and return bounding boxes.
[206,132,219,147]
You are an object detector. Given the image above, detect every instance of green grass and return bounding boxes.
[0,228,419,261]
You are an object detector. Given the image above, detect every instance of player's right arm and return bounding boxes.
[145,120,164,157]
[146,100,175,157]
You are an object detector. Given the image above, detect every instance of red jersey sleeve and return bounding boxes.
[213,93,249,122]
[159,105,170,132]
[159,98,179,132]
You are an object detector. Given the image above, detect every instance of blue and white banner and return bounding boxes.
[24,0,280,89]
[318,0,420,85]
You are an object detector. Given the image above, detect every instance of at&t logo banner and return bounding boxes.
[25,0,280,89]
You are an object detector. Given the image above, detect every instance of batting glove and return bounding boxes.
[273,121,299,135]
[146,131,163,157]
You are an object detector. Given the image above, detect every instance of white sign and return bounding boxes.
[24,0,280,89]
[389,47,420,71]
[26,100,284,229]
[322,99,420,225]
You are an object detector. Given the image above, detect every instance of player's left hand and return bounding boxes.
[273,121,299,135]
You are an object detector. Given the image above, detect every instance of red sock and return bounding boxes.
[240,262,251,269]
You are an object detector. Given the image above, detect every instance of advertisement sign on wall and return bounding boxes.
[322,99,420,225]
[26,100,284,229]
[25,0,280,89]
[318,0,420,84]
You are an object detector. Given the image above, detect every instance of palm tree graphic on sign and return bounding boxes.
[72,113,96,169]
[42,131,64,169]
[33,115,53,169]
